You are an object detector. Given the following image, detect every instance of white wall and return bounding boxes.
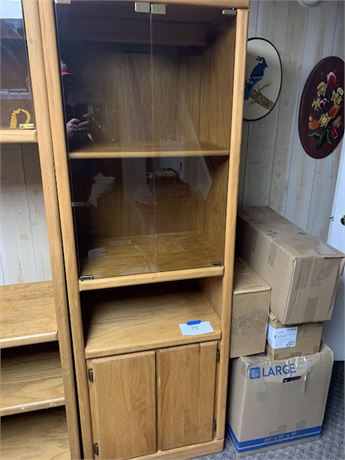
[239,0,344,241]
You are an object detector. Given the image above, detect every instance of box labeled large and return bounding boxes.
[228,344,333,456]
[230,258,270,358]
[267,313,322,360]
[237,206,345,324]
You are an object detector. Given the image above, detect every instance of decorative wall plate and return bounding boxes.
[299,56,344,159]
[243,38,282,121]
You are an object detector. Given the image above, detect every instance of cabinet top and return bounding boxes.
[55,0,249,10]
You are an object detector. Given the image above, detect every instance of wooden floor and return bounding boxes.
[0,346,64,416]
[84,282,221,359]
[0,282,58,348]
[0,407,70,460]
[79,232,224,280]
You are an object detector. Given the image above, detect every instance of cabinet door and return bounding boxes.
[157,341,217,450]
[87,351,156,459]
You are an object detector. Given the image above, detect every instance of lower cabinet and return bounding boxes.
[87,341,218,459]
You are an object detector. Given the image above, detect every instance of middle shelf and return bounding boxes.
[0,345,64,416]
[83,281,221,359]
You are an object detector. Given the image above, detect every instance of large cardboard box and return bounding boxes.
[266,312,322,360]
[237,206,345,324]
[230,258,270,358]
[228,343,333,456]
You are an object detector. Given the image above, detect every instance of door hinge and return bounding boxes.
[80,274,94,281]
[222,8,237,16]
[213,418,217,433]
[88,368,94,382]
[135,2,166,14]
[216,349,220,362]
[93,443,99,456]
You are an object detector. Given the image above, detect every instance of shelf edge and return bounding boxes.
[69,150,229,159]
[79,266,224,291]
[0,129,38,143]
[0,397,65,417]
[0,331,58,349]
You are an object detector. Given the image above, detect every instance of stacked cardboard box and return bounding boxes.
[228,206,344,455]
[230,258,270,358]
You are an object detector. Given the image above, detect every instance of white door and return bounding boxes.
[323,142,345,360]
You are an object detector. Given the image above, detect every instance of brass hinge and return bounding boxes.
[88,368,94,382]
[213,418,217,433]
[93,443,99,456]
[216,349,220,362]
[135,2,166,14]
[211,261,222,267]
[222,8,237,16]
[80,274,94,281]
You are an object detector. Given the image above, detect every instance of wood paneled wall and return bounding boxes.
[239,0,344,240]
[0,144,51,284]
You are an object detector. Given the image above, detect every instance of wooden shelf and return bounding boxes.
[0,282,58,348]
[69,142,229,159]
[0,347,65,416]
[0,408,70,460]
[84,282,221,359]
[0,129,37,143]
[79,232,224,284]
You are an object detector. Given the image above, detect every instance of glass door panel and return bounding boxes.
[151,5,235,271]
[0,0,35,129]
[54,1,157,280]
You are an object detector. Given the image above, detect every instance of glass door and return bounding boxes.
[0,0,35,130]
[150,4,235,272]
[54,1,236,280]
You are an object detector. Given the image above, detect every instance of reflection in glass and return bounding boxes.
[71,156,228,279]
[0,0,35,129]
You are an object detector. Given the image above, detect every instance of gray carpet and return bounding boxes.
[196,362,344,460]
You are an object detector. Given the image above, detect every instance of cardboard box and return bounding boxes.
[230,258,270,358]
[266,312,322,360]
[228,343,333,456]
[237,206,345,324]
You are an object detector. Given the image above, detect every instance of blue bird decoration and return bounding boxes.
[244,56,268,100]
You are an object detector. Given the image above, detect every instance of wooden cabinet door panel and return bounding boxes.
[87,351,156,459]
[157,341,217,450]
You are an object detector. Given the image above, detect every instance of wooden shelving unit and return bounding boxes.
[0,1,80,458]
[0,408,70,460]
[39,0,249,458]
[0,347,64,416]
[0,282,58,348]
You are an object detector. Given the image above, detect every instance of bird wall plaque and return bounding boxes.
[243,38,282,121]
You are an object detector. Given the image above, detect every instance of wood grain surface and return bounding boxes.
[0,346,64,416]
[88,352,156,459]
[0,281,57,348]
[0,408,70,460]
[157,342,217,450]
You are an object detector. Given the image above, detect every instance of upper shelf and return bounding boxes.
[68,142,229,159]
[0,282,58,348]
[0,129,37,143]
[0,347,65,416]
[84,281,222,359]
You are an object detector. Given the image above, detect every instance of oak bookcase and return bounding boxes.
[38,0,248,458]
[0,1,79,458]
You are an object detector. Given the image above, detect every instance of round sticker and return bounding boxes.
[298,56,344,159]
[243,38,282,121]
